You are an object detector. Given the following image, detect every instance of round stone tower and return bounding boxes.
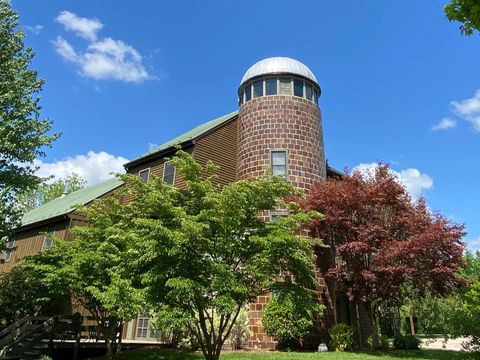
[237,57,326,193]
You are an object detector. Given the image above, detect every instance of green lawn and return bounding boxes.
[89,348,480,360]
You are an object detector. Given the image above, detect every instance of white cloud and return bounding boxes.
[147,142,158,151]
[52,12,149,83]
[94,84,101,93]
[354,163,433,200]
[55,11,103,41]
[25,25,43,35]
[431,118,457,131]
[34,151,128,185]
[451,89,480,132]
[467,236,480,254]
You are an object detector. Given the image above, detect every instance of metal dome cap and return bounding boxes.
[240,57,318,87]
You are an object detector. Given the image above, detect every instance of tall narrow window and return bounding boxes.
[294,80,303,97]
[253,81,263,98]
[4,237,15,261]
[43,225,55,248]
[139,169,150,183]
[163,162,175,185]
[305,84,313,101]
[314,91,319,104]
[266,79,277,95]
[245,85,252,102]
[271,151,287,178]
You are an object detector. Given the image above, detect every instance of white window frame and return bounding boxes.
[43,225,56,249]
[4,236,15,262]
[270,149,289,180]
[162,162,175,185]
[139,168,150,183]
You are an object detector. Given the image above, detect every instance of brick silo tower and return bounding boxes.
[237,57,326,195]
[238,58,331,349]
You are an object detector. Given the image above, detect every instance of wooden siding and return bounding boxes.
[0,219,70,273]
[193,115,239,187]
[0,185,123,274]
[123,146,194,205]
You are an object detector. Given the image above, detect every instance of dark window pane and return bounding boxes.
[4,237,15,261]
[279,79,291,95]
[245,85,251,101]
[139,169,149,183]
[314,91,319,104]
[305,84,312,101]
[163,163,175,185]
[266,79,277,95]
[253,81,263,98]
[294,80,303,97]
[44,225,55,248]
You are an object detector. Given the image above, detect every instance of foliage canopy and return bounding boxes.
[444,0,480,36]
[0,1,60,247]
[301,162,466,348]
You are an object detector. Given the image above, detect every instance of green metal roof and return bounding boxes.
[127,110,239,166]
[21,177,124,227]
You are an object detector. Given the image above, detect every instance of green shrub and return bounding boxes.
[367,335,390,351]
[329,323,356,351]
[393,334,421,350]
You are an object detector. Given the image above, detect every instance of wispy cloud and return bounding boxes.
[354,163,433,200]
[147,142,158,151]
[451,89,480,132]
[431,118,457,131]
[55,11,103,41]
[34,151,128,185]
[24,25,43,35]
[52,11,149,83]
[467,236,480,254]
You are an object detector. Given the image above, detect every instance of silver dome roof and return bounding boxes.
[240,57,318,86]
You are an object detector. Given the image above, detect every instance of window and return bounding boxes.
[43,225,55,248]
[271,214,287,222]
[163,162,175,185]
[253,81,263,98]
[245,84,252,102]
[314,90,319,104]
[139,169,150,183]
[271,150,287,178]
[4,237,15,262]
[266,79,277,95]
[305,84,313,101]
[294,80,303,97]
[279,79,292,95]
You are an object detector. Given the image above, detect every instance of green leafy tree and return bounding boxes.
[0,1,60,248]
[444,0,480,36]
[17,173,87,213]
[445,251,480,351]
[113,150,323,360]
[262,287,325,349]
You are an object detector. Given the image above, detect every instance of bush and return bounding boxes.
[367,335,390,351]
[393,334,421,350]
[329,323,356,351]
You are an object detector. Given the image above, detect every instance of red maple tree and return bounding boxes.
[301,163,466,347]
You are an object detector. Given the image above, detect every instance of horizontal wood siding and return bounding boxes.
[0,219,70,273]
[0,185,123,274]
[193,115,238,188]
[123,146,194,205]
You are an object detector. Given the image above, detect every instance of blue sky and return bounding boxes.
[11,1,480,251]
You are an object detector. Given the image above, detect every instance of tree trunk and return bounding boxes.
[365,301,379,349]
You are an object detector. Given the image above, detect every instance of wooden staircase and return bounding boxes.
[0,315,123,360]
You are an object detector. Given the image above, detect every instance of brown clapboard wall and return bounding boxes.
[0,186,123,273]
[0,219,70,273]
[193,115,239,187]
[123,146,194,205]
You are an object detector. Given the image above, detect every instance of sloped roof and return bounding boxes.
[125,110,239,167]
[21,177,124,227]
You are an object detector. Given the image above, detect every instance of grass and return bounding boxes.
[88,348,480,360]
